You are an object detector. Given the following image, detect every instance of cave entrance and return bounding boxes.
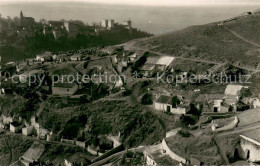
[234,148,240,159]
[246,150,250,159]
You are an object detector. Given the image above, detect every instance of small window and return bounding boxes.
[67,89,70,91]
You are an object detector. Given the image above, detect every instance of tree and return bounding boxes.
[237,101,250,111]
[141,93,153,105]
[188,103,201,116]
[171,96,180,108]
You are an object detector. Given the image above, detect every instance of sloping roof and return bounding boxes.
[141,64,156,71]
[241,128,260,144]
[146,57,160,65]
[22,141,45,162]
[146,56,175,67]
[156,95,172,104]
[156,56,175,66]
[224,85,243,96]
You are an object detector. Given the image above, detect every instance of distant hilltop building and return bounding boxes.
[101,19,114,29]
[122,19,132,29]
[0,11,141,41]
[64,21,79,38]
[20,11,35,27]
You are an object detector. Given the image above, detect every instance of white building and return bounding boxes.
[52,83,79,96]
[236,129,260,162]
[64,159,73,166]
[107,19,114,29]
[10,122,23,133]
[101,19,108,28]
[253,98,260,108]
[154,95,187,114]
[213,99,229,113]
[122,20,132,29]
[70,54,82,61]
[36,52,52,62]
[224,84,243,97]
[22,126,34,136]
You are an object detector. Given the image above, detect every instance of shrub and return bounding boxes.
[188,103,202,116]
[171,96,180,108]
[141,93,153,105]
[180,115,198,128]
[237,101,250,111]
[122,89,133,96]
[178,130,192,137]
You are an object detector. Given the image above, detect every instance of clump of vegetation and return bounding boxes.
[188,103,202,116]
[40,143,91,165]
[140,80,151,89]
[178,130,192,138]
[171,96,180,108]
[0,93,39,122]
[122,89,133,96]
[0,135,33,165]
[141,93,153,105]
[180,115,198,128]
[236,101,250,111]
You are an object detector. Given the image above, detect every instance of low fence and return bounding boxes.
[212,116,238,132]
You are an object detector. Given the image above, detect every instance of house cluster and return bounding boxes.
[2,116,52,140]
[61,132,122,158]
[153,84,258,116]
[196,84,247,113]
[35,51,84,63]
[43,20,95,39]
[140,56,175,77]
[114,52,138,72]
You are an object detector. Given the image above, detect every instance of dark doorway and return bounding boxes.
[214,107,218,112]
[246,150,250,159]
[167,105,171,113]
[234,148,240,159]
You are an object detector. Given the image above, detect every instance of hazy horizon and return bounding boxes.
[1,2,259,34]
[1,0,260,6]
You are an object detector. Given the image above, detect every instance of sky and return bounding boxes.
[1,0,260,6]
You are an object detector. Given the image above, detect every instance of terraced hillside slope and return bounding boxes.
[135,11,260,68]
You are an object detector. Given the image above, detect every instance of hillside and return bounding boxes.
[135,12,260,68]
[38,100,164,148]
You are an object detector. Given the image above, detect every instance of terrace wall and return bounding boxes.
[161,139,186,164]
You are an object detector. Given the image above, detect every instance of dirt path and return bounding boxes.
[218,122,260,136]
[223,26,260,48]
